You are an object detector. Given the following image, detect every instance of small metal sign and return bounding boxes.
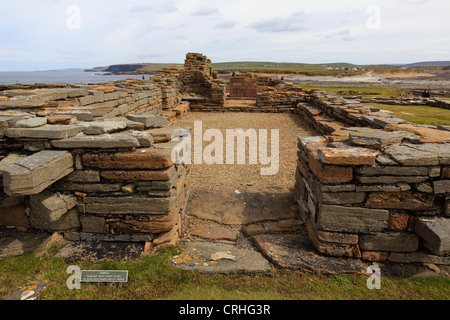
[80,270,128,283]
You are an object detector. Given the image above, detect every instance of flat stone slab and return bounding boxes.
[4,283,47,300]
[384,143,450,166]
[3,150,74,196]
[126,114,168,128]
[253,234,367,274]
[186,188,298,225]
[317,146,379,166]
[0,230,52,260]
[81,121,127,135]
[415,217,450,254]
[54,241,144,262]
[349,130,415,149]
[172,242,272,275]
[52,134,140,149]
[190,225,238,241]
[14,117,47,128]
[5,124,83,140]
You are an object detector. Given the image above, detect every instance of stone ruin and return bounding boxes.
[0,53,449,265]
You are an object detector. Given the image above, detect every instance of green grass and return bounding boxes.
[1,244,449,300]
[362,103,450,126]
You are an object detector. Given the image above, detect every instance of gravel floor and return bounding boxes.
[174,112,318,193]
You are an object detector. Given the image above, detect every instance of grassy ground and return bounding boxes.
[362,103,450,126]
[0,244,448,300]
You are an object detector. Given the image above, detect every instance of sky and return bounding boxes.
[0,0,449,71]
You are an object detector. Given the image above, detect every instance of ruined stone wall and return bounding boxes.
[0,80,191,249]
[229,74,257,98]
[294,91,450,263]
[346,96,450,111]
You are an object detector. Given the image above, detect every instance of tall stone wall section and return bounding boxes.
[294,90,450,263]
[0,79,191,249]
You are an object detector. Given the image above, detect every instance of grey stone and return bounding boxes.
[151,172,179,190]
[384,144,440,166]
[80,216,105,233]
[415,217,450,254]
[128,131,154,147]
[298,136,325,149]
[89,90,105,103]
[126,114,168,128]
[53,182,122,193]
[55,241,144,261]
[3,151,74,196]
[4,283,47,300]
[415,183,433,193]
[105,117,145,130]
[0,153,28,186]
[376,155,398,166]
[433,180,450,194]
[252,234,367,274]
[317,205,389,234]
[84,196,176,214]
[14,117,47,128]
[23,141,48,152]
[428,167,441,178]
[389,251,450,265]
[52,134,140,149]
[356,165,428,176]
[29,192,78,230]
[81,121,127,135]
[79,95,96,106]
[349,130,410,149]
[359,232,419,252]
[30,207,80,231]
[355,175,429,184]
[0,230,52,259]
[64,170,100,183]
[5,125,83,140]
[55,110,94,121]
[173,242,272,275]
[438,125,450,132]
[319,192,366,205]
[355,184,402,192]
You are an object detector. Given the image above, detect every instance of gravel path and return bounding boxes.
[174,112,318,193]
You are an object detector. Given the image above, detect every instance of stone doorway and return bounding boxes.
[170,111,366,273]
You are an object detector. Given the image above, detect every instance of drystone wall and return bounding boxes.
[0,79,191,250]
[294,90,450,263]
[346,96,450,111]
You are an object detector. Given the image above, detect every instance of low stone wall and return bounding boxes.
[230,75,257,98]
[0,79,191,249]
[346,96,450,110]
[294,91,450,263]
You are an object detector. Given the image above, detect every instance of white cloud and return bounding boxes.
[0,0,449,70]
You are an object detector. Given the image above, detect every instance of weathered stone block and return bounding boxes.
[356,165,428,176]
[52,134,140,149]
[349,130,410,149]
[317,146,379,166]
[356,175,428,184]
[80,216,105,233]
[433,180,450,194]
[415,217,450,254]
[384,144,440,166]
[85,196,176,215]
[126,114,168,128]
[6,125,83,140]
[53,182,122,193]
[0,153,28,187]
[389,251,450,265]
[3,151,74,196]
[82,149,173,170]
[317,205,389,234]
[366,192,436,211]
[306,158,353,184]
[29,192,77,222]
[30,207,80,231]
[14,117,47,128]
[81,121,127,135]
[319,192,366,204]
[359,232,419,252]
[100,166,176,182]
[64,170,100,183]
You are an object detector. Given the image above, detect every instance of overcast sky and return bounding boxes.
[1,0,449,71]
